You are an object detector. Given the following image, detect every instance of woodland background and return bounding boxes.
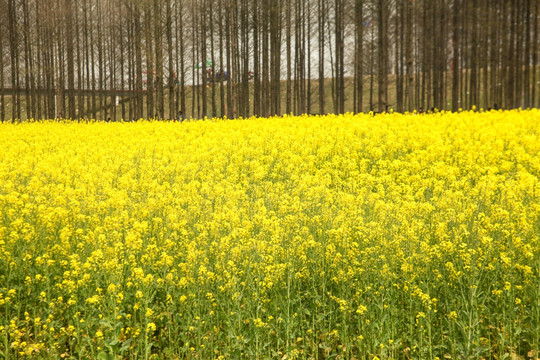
[0,0,538,120]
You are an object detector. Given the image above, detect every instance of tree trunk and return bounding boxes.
[318,0,325,114]
[8,0,19,120]
[377,0,388,112]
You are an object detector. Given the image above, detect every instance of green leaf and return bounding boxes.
[107,338,119,346]
[120,339,133,353]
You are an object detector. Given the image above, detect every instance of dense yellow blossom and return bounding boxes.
[0,110,539,358]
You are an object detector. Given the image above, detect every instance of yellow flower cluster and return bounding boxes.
[0,110,539,358]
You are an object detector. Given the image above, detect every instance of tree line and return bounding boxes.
[0,0,538,121]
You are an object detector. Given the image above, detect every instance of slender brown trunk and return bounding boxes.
[166,0,174,119]
[318,0,325,114]
[22,0,32,119]
[177,1,186,118]
[252,0,260,116]
[65,0,76,119]
[523,0,531,108]
[145,7,155,118]
[532,1,539,108]
[270,0,281,115]
[154,0,164,119]
[0,14,4,121]
[452,0,460,111]
[218,0,225,116]
[200,0,208,118]
[405,0,413,111]
[286,0,292,114]
[210,0,217,117]
[377,0,388,112]
[395,0,403,112]
[8,0,19,120]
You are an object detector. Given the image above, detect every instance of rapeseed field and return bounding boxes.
[0,110,539,359]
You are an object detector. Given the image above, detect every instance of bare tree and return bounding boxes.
[0,0,5,121]
[1,0,538,120]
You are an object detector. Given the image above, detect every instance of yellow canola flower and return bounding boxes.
[146,322,157,333]
[0,110,538,358]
